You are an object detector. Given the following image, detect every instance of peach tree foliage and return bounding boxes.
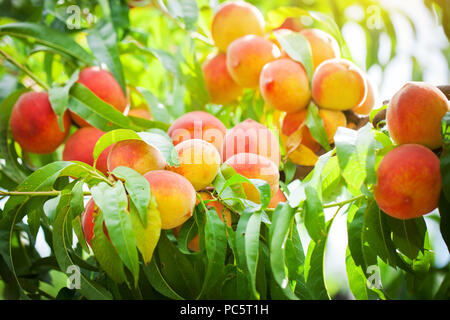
[0,0,448,300]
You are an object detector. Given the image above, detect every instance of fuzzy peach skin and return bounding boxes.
[62,127,112,175]
[374,144,442,220]
[10,91,71,154]
[70,67,128,127]
[260,58,311,113]
[226,35,281,88]
[268,188,287,209]
[81,198,110,246]
[211,1,265,52]
[386,82,449,150]
[222,118,281,167]
[312,58,367,111]
[352,77,376,115]
[168,111,227,152]
[299,28,341,70]
[107,140,166,175]
[173,191,232,252]
[168,139,221,191]
[224,152,279,203]
[128,108,153,120]
[202,53,243,105]
[144,170,196,229]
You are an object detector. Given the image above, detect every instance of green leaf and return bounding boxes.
[0,22,95,64]
[90,181,139,285]
[268,202,298,300]
[176,217,198,254]
[245,211,262,299]
[136,87,171,123]
[167,0,199,31]
[386,216,427,260]
[303,235,329,300]
[142,256,184,300]
[438,192,450,252]
[91,210,127,284]
[197,207,228,298]
[112,166,151,226]
[52,191,112,300]
[69,83,139,131]
[48,70,79,131]
[87,21,126,94]
[275,31,314,81]
[234,210,252,299]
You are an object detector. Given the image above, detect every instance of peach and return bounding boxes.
[70,67,128,127]
[211,1,265,52]
[128,108,153,120]
[173,191,232,251]
[386,82,449,149]
[168,111,227,152]
[144,170,196,229]
[260,58,311,113]
[352,77,376,115]
[168,139,221,191]
[81,198,110,246]
[224,152,279,203]
[274,17,304,32]
[222,118,281,167]
[226,35,281,88]
[10,91,71,154]
[282,108,346,149]
[62,127,111,175]
[202,53,243,105]
[312,58,367,111]
[299,28,340,70]
[107,140,166,175]
[268,188,287,209]
[374,144,442,220]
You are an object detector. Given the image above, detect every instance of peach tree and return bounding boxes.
[0,0,449,300]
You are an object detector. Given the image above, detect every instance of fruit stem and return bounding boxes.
[0,48,49,91]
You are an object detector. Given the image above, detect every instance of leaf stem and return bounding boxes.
[322,194,365,209]
[0,48,49,90]
[0,190,91,197]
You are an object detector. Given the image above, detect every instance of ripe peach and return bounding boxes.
[168,111,227,152]
[268,188,287,209]
[222,118,281,167]
[224,153,279,203]
[312,58,367,111]
[260,58,311,113]
[226,35,281,88]
[173,191,232,251]
[282,108,346,149]
[168,139,221,191]
[352,77,376,115]
[274,17,304,32]
[70,67,128,127]
[211,1,265,52]
[128,108,153,120]
[62,127,111,175]
[10,91,71,154]
[299,29,340,70]
[107,140,166,175]
[386,82,449,149]
[144,170,196,229]
[374,144,442,220]
[202,53,243,105]
[81,198,110,246]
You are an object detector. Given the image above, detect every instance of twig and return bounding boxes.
[0,48,49,91]
[323,194,365,209]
